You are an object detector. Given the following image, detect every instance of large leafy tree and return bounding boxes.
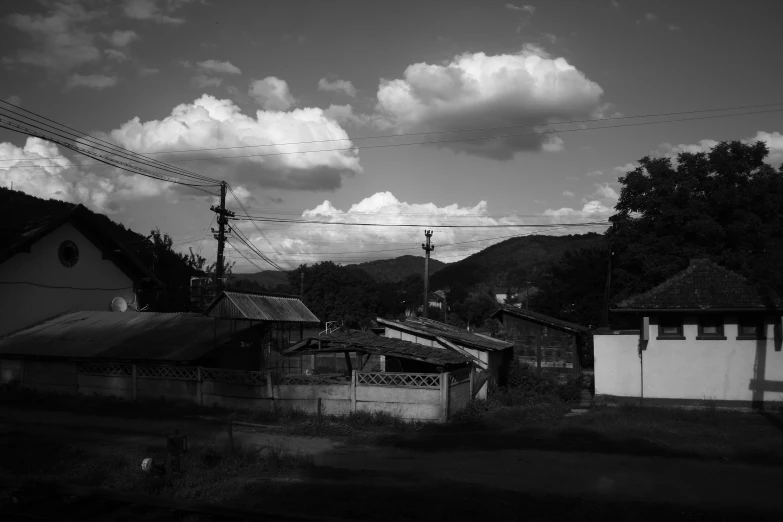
[608,140,783,300]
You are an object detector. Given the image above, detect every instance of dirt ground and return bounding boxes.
[2,404,783,519]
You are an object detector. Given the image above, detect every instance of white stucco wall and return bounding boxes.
[595,316,783,404]
[0,223,136,337]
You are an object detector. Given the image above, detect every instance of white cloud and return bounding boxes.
[591,182,620,201]
[667,24,681,32]
[106,30,138,47]
[104,49,129,62]
[318,78,357,97]
[611,0,620,7]
[0,137,169,213]
[197,59,242,75]
[253,191,588,265]
[3,95,21,107]
[191,74,222,88]
[750,131,783,165]
[562,191,575,197]
[586,169,604,177]
[4,3,101,72]
[542,33,557,44]
[323,104,372,127]
[123,0,194,25]
[613,163,636,174]
[543,200,613,218]
[373,46,605,160]
[645,13,657,22]
[105,94,362,191]
[66,74,118,90]
[249,77,295,111]
[505,4,535,13]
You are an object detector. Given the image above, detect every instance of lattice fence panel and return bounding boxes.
[78,363,132,376]
[201,368,266,385]
[136,365,197,381]
[357,372,440,388]
[449,368,471,385]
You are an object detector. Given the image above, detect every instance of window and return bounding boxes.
[657,315,684,339]
[737,315,765,339]
[697,316,725,340]
[58,240,79,268]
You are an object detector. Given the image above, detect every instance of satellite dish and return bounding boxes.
[111,297,128,312]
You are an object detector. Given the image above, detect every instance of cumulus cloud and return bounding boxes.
[191,74,222,88]
[233,191,610,267]
[66,74,118,90]
[505,3,535,13]
[249,77,295,111]
[544,182,619,219]
[3,2,101,72]
[3,95,21,106]
[197,59,242,75]
[323,104,372,127]
[106,30,138,47]
[123,0,194,24]
[373,46,605,160]
[318,78,357,97]
[542,33,557,44]
[105,94,362,191]
[562,190,575,197]
[645,13,657,22]
[0,137,169,213]
[586,169,604,177]
[104,49,129,62]
[613,163,636,174]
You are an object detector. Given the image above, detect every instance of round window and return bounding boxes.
[58,240,79,267]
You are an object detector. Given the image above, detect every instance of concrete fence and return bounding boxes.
[0,359,476,423]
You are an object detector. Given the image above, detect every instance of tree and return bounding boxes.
[609,140,783,299]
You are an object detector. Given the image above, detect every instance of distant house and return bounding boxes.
[404,290,447,318]
[0,204,160,337]
[595,258,783,408]
[490,306,590,374]
[376,316,514,398]
[493,286,541,307]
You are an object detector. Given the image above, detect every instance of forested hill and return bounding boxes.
[430,232,607,290]
[354,255,446,283]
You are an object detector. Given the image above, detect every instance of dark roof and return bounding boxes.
[285,329,470,366]
[612,258,783,311]
[491,306,590,334]
[0,203,160,287]
[0,311,244,361]
[204,290,320,323]
[377,317,513,351]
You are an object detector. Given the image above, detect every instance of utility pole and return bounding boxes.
[211,182,235,295]
[300,272,304,299]
[422,230,435,319]
[443,286,450,323]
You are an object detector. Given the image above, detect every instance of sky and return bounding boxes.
[1,0,782,273]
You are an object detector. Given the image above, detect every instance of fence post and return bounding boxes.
[132,364,137,402]
[197,367,203,407]
[440,372,450,423]
[469,366,475,401]
[351,370,357,413]
[266,371,276,412]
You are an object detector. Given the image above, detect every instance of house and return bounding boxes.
[490,305,590,374]
[376,316,513,398]
[404,290,447,318]
[493,286,541,307]
[0,204,161,337]
[594,258,783,408]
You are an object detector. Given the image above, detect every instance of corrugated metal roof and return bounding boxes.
[378,317,513,352]
[490,306,590,334]
[285,329,470,366]
[204,291,320,323]
[0,311,244,361]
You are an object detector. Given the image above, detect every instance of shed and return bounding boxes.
[490,306,590,374]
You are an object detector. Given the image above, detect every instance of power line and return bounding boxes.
[230,216,609,228]
[0,281,133,291]
[36,101,783,155]
[4,106,782,165]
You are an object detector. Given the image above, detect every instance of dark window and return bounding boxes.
[58,240,79,268]
[697,316,725,339]
[657,315,684,339]
[738,316,765,339]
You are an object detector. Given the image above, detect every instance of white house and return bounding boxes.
[376,316,514,399]
[594,258,783,408]
[0,204,160,337]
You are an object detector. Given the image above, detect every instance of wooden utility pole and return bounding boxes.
[422,230,435,319]
[211,182,235,294]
